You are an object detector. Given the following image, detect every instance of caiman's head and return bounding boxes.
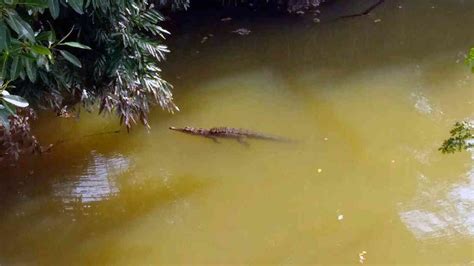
[169,126,194,133]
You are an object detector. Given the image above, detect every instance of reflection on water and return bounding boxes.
[399,149,474,240]
[52,152,129,204]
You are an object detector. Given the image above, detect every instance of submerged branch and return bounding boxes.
[339,0,385,19]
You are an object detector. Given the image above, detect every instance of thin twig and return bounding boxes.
[339,0,386,19]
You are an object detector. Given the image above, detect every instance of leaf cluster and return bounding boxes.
[1,0,179,130]
[0,0,185,159]
[439,121,474,154]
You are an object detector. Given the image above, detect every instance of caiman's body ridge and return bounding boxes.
[169,126,289,144]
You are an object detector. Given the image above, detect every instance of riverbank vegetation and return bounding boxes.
[0,0,185,159]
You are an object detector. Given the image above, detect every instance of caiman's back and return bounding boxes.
[209,127,249,138]
[170,126,291,143]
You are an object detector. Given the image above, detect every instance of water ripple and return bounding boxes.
[52,151,129,204]
[399,150,474,240]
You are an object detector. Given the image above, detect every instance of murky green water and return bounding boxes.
[1,0,474,264]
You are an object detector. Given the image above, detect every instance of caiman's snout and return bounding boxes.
[169,126,188,133]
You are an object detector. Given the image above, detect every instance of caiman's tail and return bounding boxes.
[253,134,293,142]
[239,129,293,142]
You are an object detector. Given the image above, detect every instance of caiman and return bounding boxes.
[169,126,290,145]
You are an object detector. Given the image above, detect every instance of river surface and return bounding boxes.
[1,0,474,264]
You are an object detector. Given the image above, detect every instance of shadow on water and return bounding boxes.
[0,162,211,264]
[0,114,212,264]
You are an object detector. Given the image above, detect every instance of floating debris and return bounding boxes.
[324,137,328,141]
[57,105,76,119]
[221,17,232,22]
[338,214,344,221]
[200,34,214,44]
[359,251,367,264]
[391,160,396,163]
[317,168,322,173]
[232,28,251,36]
[374,19,382,23]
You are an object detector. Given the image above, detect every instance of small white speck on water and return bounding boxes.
[374,19,382,23]
[391,160,396,163]
[358,251,367,264]
[324,137,328,141]
[338,214,344,221]
[317,168,322,173]
[398,5,402,8]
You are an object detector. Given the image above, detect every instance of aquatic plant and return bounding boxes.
[440,121,474,154]
[440,48,474,154]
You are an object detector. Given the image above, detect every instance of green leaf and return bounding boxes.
[59,50,82,68]
[60,42,91,50]
[2,94,29,108]
[36,30,56,46]
[36,31,52,41]
[67,0,84,14]
[6,11,35,42]
[17,0,48,8]
[9,56,21,80]
[24,57,37,82]
[19,69,25,80]
[0,53,8,80]
[48,0,60,19]
[0,23,11,52]
[31,45,52,56]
